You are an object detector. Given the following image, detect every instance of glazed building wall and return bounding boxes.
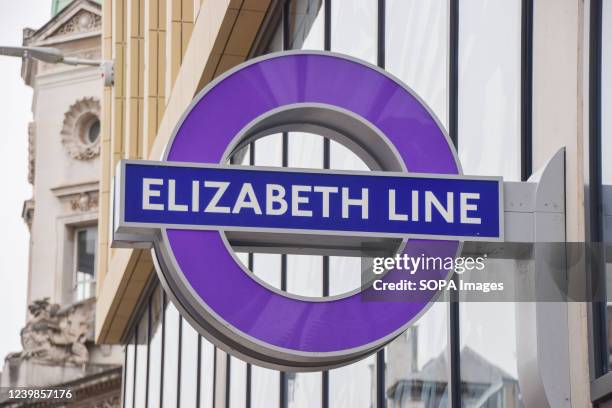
[99,0,600,407]
[116,0,590,407]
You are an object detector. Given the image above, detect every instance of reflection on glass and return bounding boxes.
[163,302,180,407]
[329,140,369,171]
[266,19,283,53]
[230,144,250,165]
[287,254,323,297]
[331,0,377,64]
[255,134,283,167]
[251,364,280,408]
[460,302,523,407]
[180,318,199,407]
[288,0,323,50]
[386,0,449,126]
[75,226,97,301]
[235,252,250,271]
[147,288,163,407]
[124,340,135,408]
[458,0,521,181]
[251,253,281,407]
[134,311,148,408]
[385,302,449,407]
[329,355,375,408]
[328,255,375,407]
[328,256,362,296]
[288,372,322,408]
[199,338,215,408]
[230,357,247,408]
[288,132,324,169]
[253,253,281,289]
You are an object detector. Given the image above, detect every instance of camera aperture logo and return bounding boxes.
[371,254,504,294]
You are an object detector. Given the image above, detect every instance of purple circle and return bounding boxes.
[164,53,459,354]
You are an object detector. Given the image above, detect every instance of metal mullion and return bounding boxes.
[247,253,254,408]
[247,143,255,408]
[448,1,461,407]
[245,252,255,408]
[246,360,252,408]
[196,335,202,408]
[375,1,386,406]
[448,287,461,408]
[449,0,459,148]
[280,3,290,404]
[122,344,128,408]
[324,0,331,52]
[280,234,289,408]
[132,325,138,408]
[226,354,231,408]
[177,317,183,407]
[322,1,331,406]
[212,346,218,407]
[160,291,166,408]
[145,296,152,408]
[520,0,534,181]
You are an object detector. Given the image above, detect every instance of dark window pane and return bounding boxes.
[76,227,96,275]
[75,226,97,301]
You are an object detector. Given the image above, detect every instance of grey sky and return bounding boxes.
[0,2,50,362]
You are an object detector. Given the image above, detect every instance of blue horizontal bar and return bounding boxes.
[120,161,502,240]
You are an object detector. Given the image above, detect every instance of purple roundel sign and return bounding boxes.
[113,51,503,370]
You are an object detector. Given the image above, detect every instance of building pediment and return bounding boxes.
[25,0,101,47]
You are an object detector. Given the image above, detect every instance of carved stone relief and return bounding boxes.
[8,298,95,366]
[60,97,101,160]
[53,10,101,37]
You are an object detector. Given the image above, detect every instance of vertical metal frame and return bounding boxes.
[278,4,291,406]
[376,1,387,406]
[132,324,138,408]
[447,1,461,407]
[323,2,331,407]
[176,316,183,407]
[587,0,612,404]
[144,299,152,407]
[225,353,231,408]
[160,290,166,407]
[121,344,128,407]
[196,333,202,407]
[521,0,534,182]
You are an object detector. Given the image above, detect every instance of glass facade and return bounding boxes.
[120,1,533,407]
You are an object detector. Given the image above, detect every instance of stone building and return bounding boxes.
[0,0,121,406]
